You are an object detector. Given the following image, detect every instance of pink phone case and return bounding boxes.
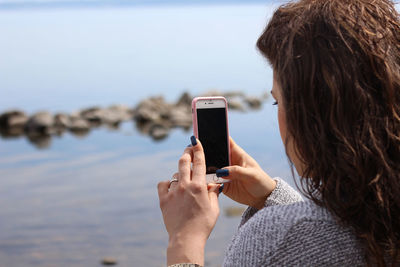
[192,96,231,183]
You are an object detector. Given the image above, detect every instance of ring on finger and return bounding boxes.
[169,173,179,188]
[169,178,179,186]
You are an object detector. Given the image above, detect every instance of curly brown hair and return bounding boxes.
[257,0,400,265]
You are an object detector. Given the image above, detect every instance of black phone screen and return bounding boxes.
[197,107,229,174]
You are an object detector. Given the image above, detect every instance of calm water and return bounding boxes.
[0,3,296,266]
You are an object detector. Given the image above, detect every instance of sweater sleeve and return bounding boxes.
[223,200,365,266]
[239,178,303,226]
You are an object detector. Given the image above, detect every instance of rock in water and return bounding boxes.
[169,107,192,128]
[149,123,169,141]
[108,105,134,120]
[0,90,267,146]
[101,258,117,265]
[244,97,262,109]
[68,116,90,134]
[227,99,245,111]
[176,92,192,107]
[134,96,172,123]
[27,133,51,149]
[0,110,28,137]
[0,110,28,128]
[54,113,71,129]
[25,111,55,135]
[102,105,133,126]
[80,107,103,126]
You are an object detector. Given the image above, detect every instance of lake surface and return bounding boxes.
[0,3,297,266]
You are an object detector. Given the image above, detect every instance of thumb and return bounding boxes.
[217,165,254,181]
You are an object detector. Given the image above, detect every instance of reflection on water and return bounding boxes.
[1,91,267,150]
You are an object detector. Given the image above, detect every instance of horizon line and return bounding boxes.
[0,0,280,10]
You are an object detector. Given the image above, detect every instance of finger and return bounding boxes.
[169,172,179,191]
[229,136,249,159]
[157,180,169,202]
[191,137,206,182]
[183,146,194,161]
[178,148,193,184]
[207,183,220,195]
[207,183,221,211]
[217,165,253,181]
[221,182,229,194]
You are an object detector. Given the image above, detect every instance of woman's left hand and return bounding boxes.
[157,137,221,266]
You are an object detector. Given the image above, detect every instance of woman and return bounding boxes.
[158,0,400,266]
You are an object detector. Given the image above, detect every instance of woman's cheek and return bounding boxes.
[278,105,307,176]
[277,105,287,143]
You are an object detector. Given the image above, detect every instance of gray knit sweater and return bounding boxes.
[222,178,365,266]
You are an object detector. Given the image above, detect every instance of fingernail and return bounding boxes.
[187,144,192,147]
[218,183,224,194]
[216,169,229,177]
[190,136,197,146]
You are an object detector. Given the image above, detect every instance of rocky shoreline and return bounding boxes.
[0,91,267,148]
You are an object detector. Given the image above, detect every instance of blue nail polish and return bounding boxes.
[190,136,197,146]
[219,183,224,194]
[187,144,192,147]
[216,169,229,177]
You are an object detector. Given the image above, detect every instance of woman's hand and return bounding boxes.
[157,137,221,266]
[219,137,276,210]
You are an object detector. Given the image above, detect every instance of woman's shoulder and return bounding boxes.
[258,198,336,226]
[223,200,365,266]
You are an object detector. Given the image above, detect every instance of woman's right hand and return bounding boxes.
[219,137,277,210]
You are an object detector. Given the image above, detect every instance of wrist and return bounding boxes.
[167,235,205,266]
[251,195,268,210]
[252,178,277,210]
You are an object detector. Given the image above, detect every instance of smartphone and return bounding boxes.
[192,96,231,183]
